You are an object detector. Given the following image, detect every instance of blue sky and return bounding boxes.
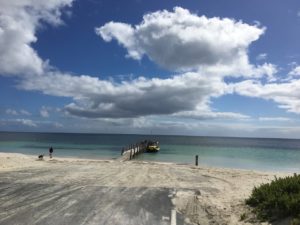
[1,0,300,138]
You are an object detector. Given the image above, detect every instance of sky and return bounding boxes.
[1,0,300,138]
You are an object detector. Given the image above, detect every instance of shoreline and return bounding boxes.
[0,151,296,174]
[0,152,292,224]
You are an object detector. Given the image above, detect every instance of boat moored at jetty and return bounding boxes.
[146,141,160,152]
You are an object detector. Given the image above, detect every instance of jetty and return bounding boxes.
[119,141,200,167]
[119,141,148,161]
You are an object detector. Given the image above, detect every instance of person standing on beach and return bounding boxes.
[49,146,53,158]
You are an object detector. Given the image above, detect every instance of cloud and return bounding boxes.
[6,109,18,116]
[201,62,277,81]
[0,3,281,126]
[21,110,31,116]
[20,109,31,116]
[8,119,37,127]
[0,0,73,76]
[40,106,50,118]
[19,71,229,118]
[174,110,250,120]
[5,108,31,116]
[6,5,275,121]
[53,122,63,128]
[259,117,292,122]
[16,119,37,127]
[96,7,267,76]
[288,66,300,77]
[256,53,267,61]
[281,65,300,81]
[1,118,65,130]
[233,79,300,114]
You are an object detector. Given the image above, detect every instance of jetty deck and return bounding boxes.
[119,141,147,161]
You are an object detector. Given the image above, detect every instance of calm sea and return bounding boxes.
[1,132,300,172]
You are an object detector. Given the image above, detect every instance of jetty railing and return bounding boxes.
[119,141,147,161]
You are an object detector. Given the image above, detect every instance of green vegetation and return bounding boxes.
[291,218,300,225]
[246,174,300,223]
[240,213,247,221]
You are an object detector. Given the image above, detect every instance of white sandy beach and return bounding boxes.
[0,152,291,225]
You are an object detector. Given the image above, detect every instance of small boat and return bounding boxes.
[146,141,160,152]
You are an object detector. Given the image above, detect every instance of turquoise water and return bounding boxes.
[1,132,300,172]
[137,145,300,172]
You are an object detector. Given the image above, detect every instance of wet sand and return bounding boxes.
[0,153,291,225]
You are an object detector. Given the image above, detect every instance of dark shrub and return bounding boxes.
[246,174,300,222]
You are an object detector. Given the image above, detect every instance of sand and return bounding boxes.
[0,152,291,225]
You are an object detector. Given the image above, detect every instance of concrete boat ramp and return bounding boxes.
[0,161,191,225]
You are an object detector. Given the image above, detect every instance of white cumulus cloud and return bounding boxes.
[96,7,271,79]
[0,0,73,76]
[233,79,300,114]
[0,3,282,124]
[19,71,230,118]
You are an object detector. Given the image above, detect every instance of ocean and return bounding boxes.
[1,131,300,172]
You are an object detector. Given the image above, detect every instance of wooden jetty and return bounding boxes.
[119,141,200,167]
[119,141,148,161]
